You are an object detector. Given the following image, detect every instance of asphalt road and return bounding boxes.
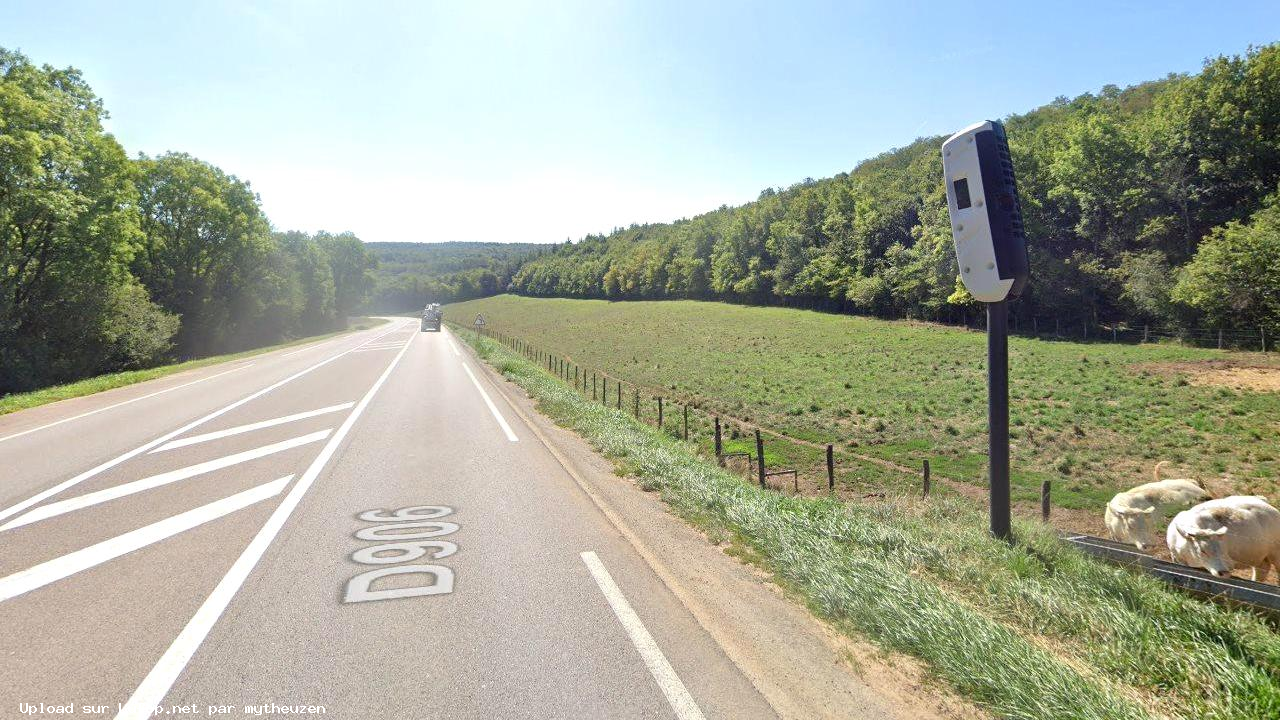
[0,318,781,720]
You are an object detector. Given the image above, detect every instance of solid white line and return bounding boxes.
[116,332,416,720]
[280,344,320,358]
[446,338,461,356]
[580,551,706,720]
[0,476,291,604]
[0,364,254,444]
[350,346,398,353]
[1,431,331,531]
[460,363,518,442]
[0,321,411,526]
[149,403,353,453]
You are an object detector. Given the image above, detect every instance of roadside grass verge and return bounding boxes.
[453,324,1280,720]
[0,317,384,416]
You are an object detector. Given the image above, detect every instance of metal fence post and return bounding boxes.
[714,417,723,465]
[826,444,834,491]
[755,430,766,488]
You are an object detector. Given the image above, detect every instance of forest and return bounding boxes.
[507,45,1280,339]
[0,48,377,394]
[364,241,542,312]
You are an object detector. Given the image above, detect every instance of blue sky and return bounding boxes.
[6,1,1279,244]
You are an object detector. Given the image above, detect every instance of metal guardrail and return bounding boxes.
[1064,534,1280,613]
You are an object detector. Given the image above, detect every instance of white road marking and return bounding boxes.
[460,363,518,442]
[446,337,461,356]
[580,551,706,720]
[350,346,399,353]
[0,476,291,604]
[116,333,416,720]
[1,431,331,531]
[0,320,412,525]
[149,403,353,453]
[0,364,254,445]
[280,344,321,358]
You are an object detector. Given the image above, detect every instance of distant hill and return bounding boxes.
[363,241,547,312]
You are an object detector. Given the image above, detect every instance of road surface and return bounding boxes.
[0,319,782,719]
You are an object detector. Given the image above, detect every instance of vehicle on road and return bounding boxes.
[421,303,442,332]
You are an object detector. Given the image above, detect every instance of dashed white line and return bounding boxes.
[116,332,416,720]
[580,551,706,720]
[0,476,291,604]
[150,403,353,453]
[1,431,331,531]
[0,364,255,445]
[460,363,518,442]
[0,320,411,526]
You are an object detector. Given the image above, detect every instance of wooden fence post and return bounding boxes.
[755,430,766,488]
[617,383,622,410]
[602,377,607,405]
[1219,329,1223,350]
[922,459,931,498]
[633,389,639,418]
[657,397,663,428]
[715,418,723,465]
[683,404,689,441]
[1041,481,1051,522]
[1143,324,1149,343]
[592,374,597,400]
[826,444,834,491]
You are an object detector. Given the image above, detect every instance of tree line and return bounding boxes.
[506,45,1280,337]
[0,48,376,394]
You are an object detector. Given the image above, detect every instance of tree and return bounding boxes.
[134,152,273,355]
[317,232,376,319]
[0,49,174,391]
[1172,194,1280,331]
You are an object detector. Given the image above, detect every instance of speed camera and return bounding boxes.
[942,120,1029,302]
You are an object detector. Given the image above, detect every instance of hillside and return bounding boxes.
[505,45,1280,341]
[363,241,544,312]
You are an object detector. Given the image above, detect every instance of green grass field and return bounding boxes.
[446,296,1280,517]
[0,317,384,416]
[451,323,1280,720]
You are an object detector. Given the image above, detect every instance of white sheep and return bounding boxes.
[1167,495,1280,583]
[1104,461,1209,551]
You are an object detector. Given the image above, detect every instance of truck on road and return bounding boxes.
[421,304,442,332]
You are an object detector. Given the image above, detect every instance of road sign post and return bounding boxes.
[942,120,1029,542]
[987,299,1010,540]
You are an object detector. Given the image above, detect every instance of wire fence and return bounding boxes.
[461,322,974,510]
[962,316,1273,351]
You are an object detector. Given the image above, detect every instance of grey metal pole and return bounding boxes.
[988,300,1012,541]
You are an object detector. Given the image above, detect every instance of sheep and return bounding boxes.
[1104,461,1209,551]
[1166,495,1280,582]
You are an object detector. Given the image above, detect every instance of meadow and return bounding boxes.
[446,296,1280,522]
